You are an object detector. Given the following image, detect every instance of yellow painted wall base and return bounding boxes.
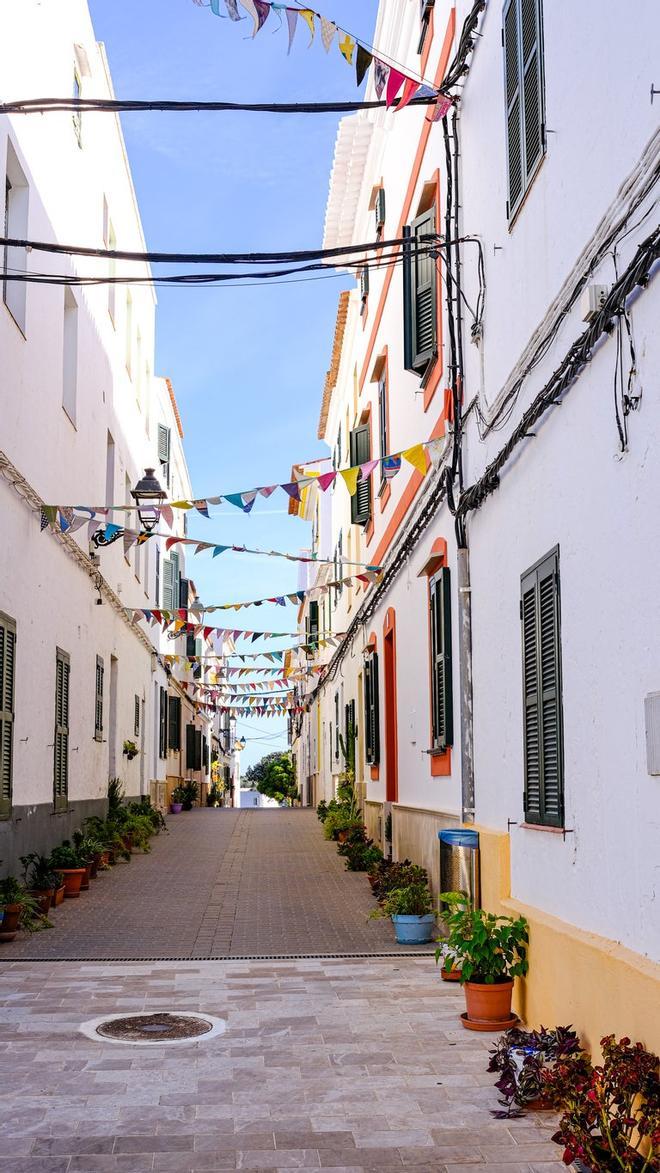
[473,823,660,1057]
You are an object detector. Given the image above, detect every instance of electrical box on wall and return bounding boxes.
[643,692,660,775]
[580,284,608,322]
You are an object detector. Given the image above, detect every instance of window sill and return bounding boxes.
[519,821,566,835]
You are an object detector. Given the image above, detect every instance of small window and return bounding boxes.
[62,287,78,425]
[72,69,82,146]
[378,371,389,491]
[158,423,171,487]
[134,694,140,738]
[0,612,16,818]
[3,141,29,334]
[418,0,435,54]
[374,187,386,239]
[334,693,340,761]
[503,0,546,221]
[155,546,161,607]
[521,547,564,827]
[54,648,70,812]
[168,695,181,751]
[349,425,371,526]
[162,552,179,611]
[359,265,370,315]
[429,567,453,750]
[364,651,380,766]
[403,207,437,375]
[94,656,104,742]
[158,687,167,759]
[306,601,319,647]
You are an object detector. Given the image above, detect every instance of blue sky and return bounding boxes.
[88,0,378,767]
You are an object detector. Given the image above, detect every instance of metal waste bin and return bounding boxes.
[438,828,480,909]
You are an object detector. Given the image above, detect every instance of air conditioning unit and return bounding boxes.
[580,283,608,322]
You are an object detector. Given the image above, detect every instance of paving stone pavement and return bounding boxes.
[2,809,430,961]
[0,956,565,1172]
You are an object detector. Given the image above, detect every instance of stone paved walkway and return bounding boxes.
[2,809,431,960]
[0,956,565,1173]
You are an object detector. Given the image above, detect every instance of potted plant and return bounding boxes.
[49,844,88,898]
[180,780,198,811]
[487,1025,582,1118]
[542,1034,659,1171]
[367,858,429,903]
[438,892,529,1031]
[20,854,62,915]
[123,739,138,761]
[0,877,43,940]
[170,785,185,814]
[71,832,105,885]
[370,882,436,944]
[339,835,383,872]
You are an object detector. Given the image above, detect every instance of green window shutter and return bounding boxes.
[0,615,16,818]
[364,652,380,766]
[162,553,179,612]
[360,265,370,304]
[178,576,189,610]
[430,567,453,750]
[54,649,70,811]
[375,187,386,234]
[155,546,161,607]
[159,687,167,758]
[521,548,563,827]
[202,736,209,771]
[134,695,140,737]
[186,722,196,769]
[94,655,104,741]
[334,692,340,761]
[157,423,171,485]
[503,0,545,219]
[378,373,388,471]
[349,425,372,526]
[307,601,319,647]
[185,632,196,659]
[194,729,202,772]
[403,209,437,374]
[168,696,181,751]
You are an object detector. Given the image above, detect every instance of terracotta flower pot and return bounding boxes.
[0,903,22,941]
[51,884,65,907]
[59,868,86,898]
[462,979,517,1031]
[29,890,54,918]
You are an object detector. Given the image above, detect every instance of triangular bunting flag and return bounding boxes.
[356,44,372,87]
[320,16,335,51]
[338,31,355,64]
[386,67,406,107]
[285,7,297,52]
[213,545,229,557]
[396,77,420,112]
[402,443,428,475]
[340,466,360,496]
[317,471,336,492]
[374,59,389,99]
[298,9,315,45]
[160,505,174,528]
[428,93,454,123]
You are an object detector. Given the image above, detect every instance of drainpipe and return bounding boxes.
[457,545,475,825]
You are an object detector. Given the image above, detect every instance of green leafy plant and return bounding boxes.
[180,780,199,810]
[368,858,429,903]
[127,799,167,833]
[370,882,434,919]
[340,839,383,873]
[20,854,61,891]
[122,740,138,759]
[50,843,87,870]
[108,777,126,814]
[171,785,186,804]
[437,891,529,984]
[316,799,329,823]
[72,831,104,862]
[542,1034,659,1171]
[384,812,392,844]
[244,751,298,806]
[0,876,48,932]
[323,808,363,841]
[487,1025,583,1118]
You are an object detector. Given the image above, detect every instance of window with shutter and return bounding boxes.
[159,687,167,759]
[194,729,202,771]
[403,208,437,374]
[186,722,196,770]
[306,601,319,648]
[359,265,370,312]
[429,568,453,750]
[134,694,140,738]
[378,373,389,490]
[364,651,380,766]
[202,736,209,772]
[168,696,181,750]
[0,613,16,818]
[94,655,104,741]
[503,0,545,221]
[54,648,70,811]
[155,546,161,607]
[418,0,435,53]
[521,547,563,827]
[375,187,386,237]
[157,423,171,486]
[179,576,189,610]
[349,425,372,526]
[334,692,340,761]
[162,552,179,611]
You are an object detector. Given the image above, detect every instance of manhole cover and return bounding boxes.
[79,1011,226,1046]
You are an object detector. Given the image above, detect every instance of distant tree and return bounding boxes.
[244,752,298,806]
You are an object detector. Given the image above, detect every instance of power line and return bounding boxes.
[0,95,437,116]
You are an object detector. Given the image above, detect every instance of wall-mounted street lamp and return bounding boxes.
[91,467,166,553]
[131,467,166,534]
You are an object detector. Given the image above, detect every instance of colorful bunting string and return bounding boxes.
[198,0,448,115]
[45,436,445,522]
[125,570,380,615]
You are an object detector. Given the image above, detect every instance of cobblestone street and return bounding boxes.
[0,957,564,1173]
[2,809,420,961]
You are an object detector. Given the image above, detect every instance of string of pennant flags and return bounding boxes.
[133,610,346,647]
[124,569,380,617]
[163,655,323,674]
[195,0,454,123]
[43,435,445,524]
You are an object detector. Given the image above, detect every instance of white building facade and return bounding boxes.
[292,0,660,1052]
[0,0,211,869]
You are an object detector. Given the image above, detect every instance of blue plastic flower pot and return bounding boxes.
[391,913,436,944]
